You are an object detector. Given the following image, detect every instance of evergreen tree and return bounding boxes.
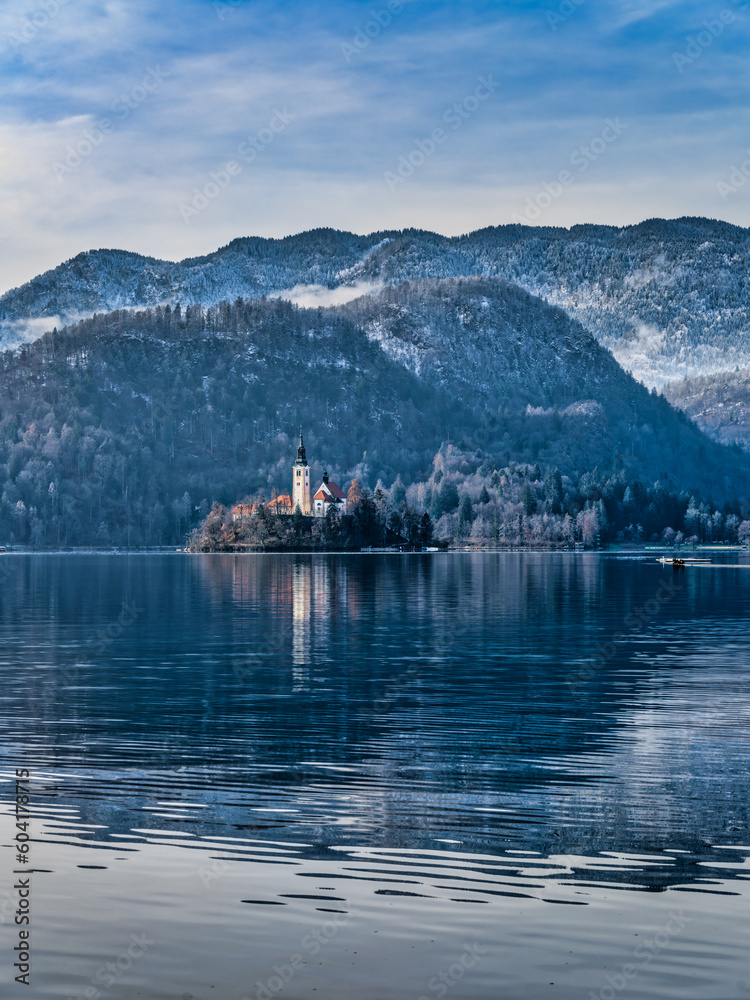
[521,482,536,516]
[458,493,474,525]
[419,513,433,546]
[438,480,459,515]
[389,475,407,511]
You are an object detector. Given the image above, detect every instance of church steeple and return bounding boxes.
[292,426,311,515]
[296,426,307,466]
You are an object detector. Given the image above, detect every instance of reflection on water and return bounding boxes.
[0,553,749,998]
[292,562,311,685]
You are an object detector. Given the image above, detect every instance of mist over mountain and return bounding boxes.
[2,218,749,387]
[1,277,746,549]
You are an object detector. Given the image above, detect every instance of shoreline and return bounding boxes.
[0,545,746,557]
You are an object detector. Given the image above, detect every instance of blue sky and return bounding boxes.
[1,0,750,292]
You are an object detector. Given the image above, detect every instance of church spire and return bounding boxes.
[296,426,307,465]
[292,426,311,515]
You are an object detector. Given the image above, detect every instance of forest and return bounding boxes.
[1,284,748,550]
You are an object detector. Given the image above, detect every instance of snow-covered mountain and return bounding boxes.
[664,365,750,451]
[2,218,749,386]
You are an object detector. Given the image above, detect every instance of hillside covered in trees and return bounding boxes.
[2,218,750,387]
[665,364,750,452]
[0,278,748,549]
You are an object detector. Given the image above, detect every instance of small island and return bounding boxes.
[187,428,434,552]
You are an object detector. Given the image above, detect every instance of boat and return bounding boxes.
[658,556,712,567]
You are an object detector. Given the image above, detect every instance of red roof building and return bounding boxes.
[266,494,293,515]
[231,503,254,522]
[312,472,347,518]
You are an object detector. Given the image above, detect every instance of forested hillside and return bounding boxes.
[2,219,749,386]
[0,278,746,548]
[665,366,750,450]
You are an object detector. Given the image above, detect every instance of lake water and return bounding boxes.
[1,553,749,999]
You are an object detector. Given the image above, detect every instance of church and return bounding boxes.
[230,430,347,522]
[292,429,347,518]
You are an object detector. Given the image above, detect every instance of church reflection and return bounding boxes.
[291,562,311,688]
[226,556,359,691]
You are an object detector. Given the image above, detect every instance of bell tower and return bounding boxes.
[292,427,311,515]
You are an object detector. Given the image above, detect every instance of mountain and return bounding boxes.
[2,219,750,386]
[664,366,750,450]
[1,277,746,549]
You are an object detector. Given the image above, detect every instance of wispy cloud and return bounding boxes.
[271,281,383,309]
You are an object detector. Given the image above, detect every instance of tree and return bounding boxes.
[389,475,407,511]
[685,503,702,540]
[418,513,433,546]
[438,480,459,516]
[292,504,305,536]
[662,527,676,547]
[725,514,740,543]
[739,521,750,547]
[403,504,420,544]
[324,503,340,540]
[544,468,563,514]
[577,505,600,548]
[458,493,474,525]
[348,478,363,507]
[479,485,490,504]
[521,482,536,516]
[202,502,227,549]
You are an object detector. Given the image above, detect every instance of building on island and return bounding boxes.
[231,503,254,523]
[233,429,348,521]
[231,495,292,522]
[292,429,312,515]
[291,428,347,517]
[313,472,347,517]
[266,494,293,515]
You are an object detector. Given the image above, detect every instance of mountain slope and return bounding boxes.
[1,277,747,549]
[2,219,749,385]
[664,366,750,450]
[339,277,625,407]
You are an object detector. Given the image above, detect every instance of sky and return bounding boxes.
[1,0,750,293]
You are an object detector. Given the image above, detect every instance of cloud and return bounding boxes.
[2,0,750,294]
[0,315,67,349]
[271,281,383,309]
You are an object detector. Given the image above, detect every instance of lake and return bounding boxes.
[1,553,748,999]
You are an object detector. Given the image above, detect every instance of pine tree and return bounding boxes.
[458,493,474,525]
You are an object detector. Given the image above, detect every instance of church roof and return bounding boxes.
[314,479,346,501]
[327,480,347,499]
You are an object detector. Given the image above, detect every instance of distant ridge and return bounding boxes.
[2,218,750,386]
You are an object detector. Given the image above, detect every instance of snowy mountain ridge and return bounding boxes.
[2,218,749,386]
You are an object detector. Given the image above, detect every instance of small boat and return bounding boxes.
[658,556,712,567]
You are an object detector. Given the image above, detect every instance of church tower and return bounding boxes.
[292,427,312,515]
